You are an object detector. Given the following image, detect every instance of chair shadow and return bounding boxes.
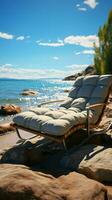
[0,129,111,178]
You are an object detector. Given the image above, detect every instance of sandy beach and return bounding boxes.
[0,129,36,149]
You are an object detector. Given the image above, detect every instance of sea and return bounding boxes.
[0,78,73,123]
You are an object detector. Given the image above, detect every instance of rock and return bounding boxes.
[0,164,107,200]
[63,73,80,81]
[61,145,112,183]
[63,89,70,93]
[84,65,96,75]
[1,138,50,165]
[106,186,112,200]
[20,89,38,96]
[0,104,21,116]
[63,65,96,81]
[0,123,15,134]
[78,145,112,183]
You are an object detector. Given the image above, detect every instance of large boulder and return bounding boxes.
[61,145,112,183]
[78,145,112,183]
[0,104,21,116]
[0,138,49,165]
[0,164,107,200]
[0,123,15,134]
[84,65,96,74]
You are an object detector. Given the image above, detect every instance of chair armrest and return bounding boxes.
[86,103,106,110]
[38,99,65,107]
[86,103,106,136]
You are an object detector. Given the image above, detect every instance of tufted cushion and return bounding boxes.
[60,97,73,108]
[71,98,87,110]
[13,111,52,132]
[13,75,112,136]
[82,75,99,85]
[91,85,109,98]
[13,108,91,136]
[69,87,80,98]
[73,76,83,87]
[77,85,94,98]
[30,107,53,115]
[98,75,112,86]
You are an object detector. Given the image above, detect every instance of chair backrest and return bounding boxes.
[60,75,112,124]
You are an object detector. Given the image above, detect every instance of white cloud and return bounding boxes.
[0,64,71,79]
[53,56,59,60]
[26,36,31,39]
[0,63,13,67]
[65,64,89,75]
[16,36,25,41]
[75,52,81,55]
[0,32,30,41]
[78,7,87,11]
[64,35,98,48]
[0,32,14,40]
[0,63,91,79]
[66,64,88,70]
[36,39,64,47]
[82,50,95,54]
[36,35,99,48]
[76,4,80,7]
[84,0,99,9]
[75,49,95,55]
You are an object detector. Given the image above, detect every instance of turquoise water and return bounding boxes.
[0,78,73,122]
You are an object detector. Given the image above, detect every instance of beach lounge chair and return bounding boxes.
[13,75,112,150]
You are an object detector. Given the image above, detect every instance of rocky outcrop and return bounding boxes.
[20,89,38,96]
[0,164,107,200]
[0,123,15,134]
[64,65,96,81]
[0,104,21,115]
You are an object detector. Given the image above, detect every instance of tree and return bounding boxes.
[94,10,112,74]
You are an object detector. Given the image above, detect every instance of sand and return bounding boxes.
[0,129,36,149]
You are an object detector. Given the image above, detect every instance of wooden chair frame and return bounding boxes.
[13,98,110,151]
[12,82,112,150]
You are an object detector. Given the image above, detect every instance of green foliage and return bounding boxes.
[94,10,112,74]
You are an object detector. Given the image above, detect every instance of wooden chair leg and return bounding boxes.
[15,128,39,141]
[16,128,24,140]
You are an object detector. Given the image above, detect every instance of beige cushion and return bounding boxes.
[60,97,73,108]
[13,111,52,132]
[71,98,87,110]
[30,107,53,115]
[13,109,87,136]
[41,111,89,136]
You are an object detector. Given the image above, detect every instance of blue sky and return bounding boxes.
[0,0,112,79]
